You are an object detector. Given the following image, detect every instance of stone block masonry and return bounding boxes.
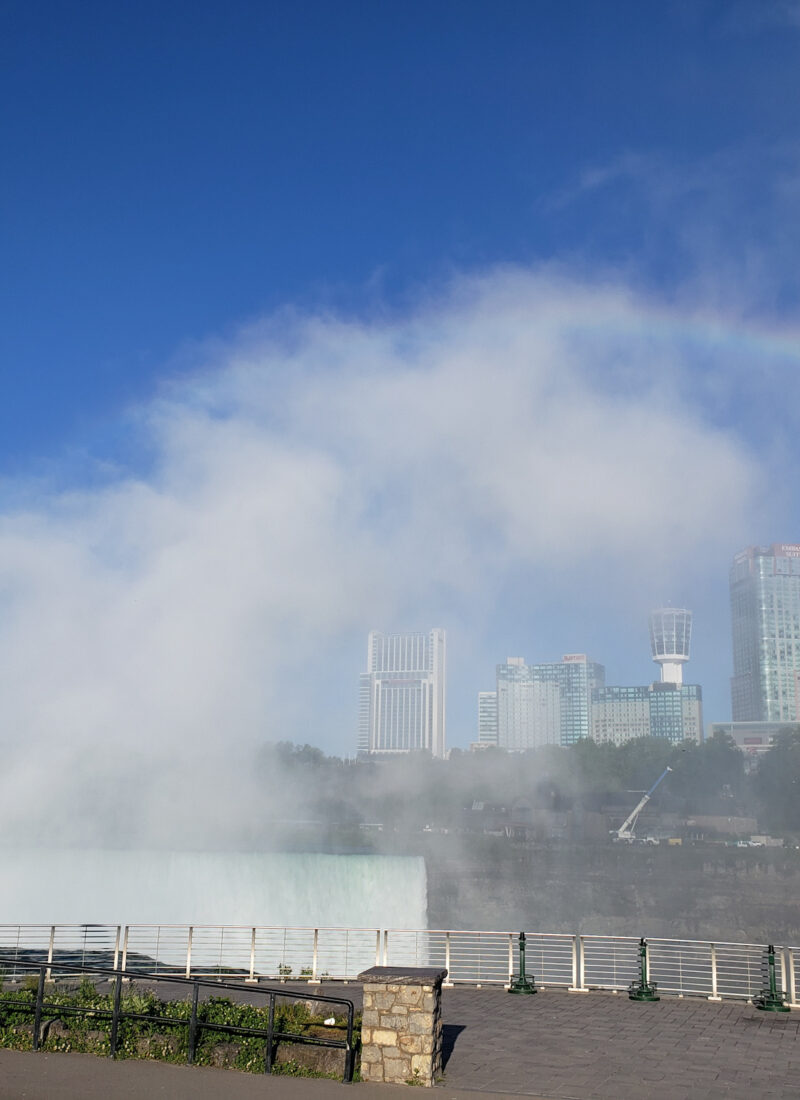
[357,966,447,1087]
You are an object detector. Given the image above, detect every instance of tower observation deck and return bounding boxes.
[649,607,692,685]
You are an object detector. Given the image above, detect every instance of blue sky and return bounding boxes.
[2,1,800,793]
[4,0,798,467]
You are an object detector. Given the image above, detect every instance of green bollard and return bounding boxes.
[629,937,659,1001]
[508,931,537,994]
[753,945,790,1012]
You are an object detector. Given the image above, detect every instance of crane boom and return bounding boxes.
[614,766,672,842]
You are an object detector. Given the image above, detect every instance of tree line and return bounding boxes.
[254,729,800,839]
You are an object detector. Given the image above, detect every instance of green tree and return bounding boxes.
[752,729,800,833]
[569,738,622,797]
[669,732,747,813]
[615,737,674,792]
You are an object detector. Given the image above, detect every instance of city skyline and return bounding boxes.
[476,606,702,751]
[362,550,800,752]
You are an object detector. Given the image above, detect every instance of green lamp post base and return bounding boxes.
[508,975,537,995]
[628,982,660,1002]
[753,991,790,1013]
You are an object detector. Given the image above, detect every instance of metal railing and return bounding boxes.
[119,925,384,982]
[0,924,797,1007]
[0,958,355,1082]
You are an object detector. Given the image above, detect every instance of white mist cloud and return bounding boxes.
[724,0,800,32]
[0,268,771,843]
[546,141,800,316]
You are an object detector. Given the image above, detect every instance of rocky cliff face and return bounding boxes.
[423,839,800,943]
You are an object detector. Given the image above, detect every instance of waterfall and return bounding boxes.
[0,849,428,929]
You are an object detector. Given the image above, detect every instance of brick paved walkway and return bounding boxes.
[1,986,798,1098]
[439,987,800,1098]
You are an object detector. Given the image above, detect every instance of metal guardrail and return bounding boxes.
[0,924,797,1007]
[0,958,355,1082]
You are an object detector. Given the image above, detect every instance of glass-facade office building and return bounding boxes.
[358,629,446,757]
[559,656,606,744]
[649,682,702,742]
[730,545,800,722]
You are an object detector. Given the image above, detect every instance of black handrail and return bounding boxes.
[0,958,355,1083]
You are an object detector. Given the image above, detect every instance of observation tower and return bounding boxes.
[649,607,692,685]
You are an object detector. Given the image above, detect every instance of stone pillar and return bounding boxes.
[357,966,447,1087]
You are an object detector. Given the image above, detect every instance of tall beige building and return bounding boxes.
[357,629,446,757]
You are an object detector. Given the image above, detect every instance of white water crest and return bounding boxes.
[0,849,428,928]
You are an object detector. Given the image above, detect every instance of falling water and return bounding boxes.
[0,849,428,929]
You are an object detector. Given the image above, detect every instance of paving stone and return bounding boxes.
[437,986,800,1098]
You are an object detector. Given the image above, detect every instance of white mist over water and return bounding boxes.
[0,271,768,832]
[1,850,428,929]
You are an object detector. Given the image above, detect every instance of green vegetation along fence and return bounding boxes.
[0,957,355,1081]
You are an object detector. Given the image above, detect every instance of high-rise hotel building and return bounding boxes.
[730,544,800,722]
[477,691,498,747]
[488,654,605,750]
[358,629,446,757]
[591,682,703,745]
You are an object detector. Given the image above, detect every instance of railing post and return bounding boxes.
[112,926,121,972]
[110,974,123,1058]
[10,925,20,980]
[343,1001,355,1083]
[45,926,55,983]
[265,991,276,1073]
[508,933,514,985]
[443,931,453,988]
[187,982,200,1064]
[569,934,588,992]
[120,926,130,982]
[246,927,257,983]
[709,943,721,1001]
[787,948,797,1008]
[312,929,319,982]
[571,935,577,988]
[185,927,193,979]
[383,929,389,967]
[375,930,381,967]
[32,966,46,1050]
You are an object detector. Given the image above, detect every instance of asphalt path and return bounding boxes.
[0,1049,526,1100]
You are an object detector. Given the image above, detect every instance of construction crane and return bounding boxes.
[613,766,672,842]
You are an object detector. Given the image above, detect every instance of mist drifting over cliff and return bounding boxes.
[0,267,789,849]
